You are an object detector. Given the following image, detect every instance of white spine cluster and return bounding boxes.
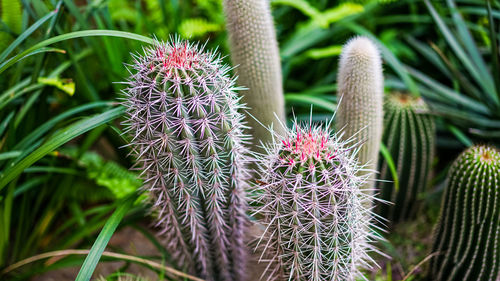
[253,120,381,281]
[122,38,251,281]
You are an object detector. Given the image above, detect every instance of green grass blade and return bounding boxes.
[424,0,499,105]
[13,101,112,151]
[405,36,451,78]
[0,46,66,74]
[0,8,57,62]
[447,0,494,92]
[0,111,14,137]
[285,94,336,112]
[0,151,22,161]
[74,196,134,281]
[271,0,320,22]
[380,142,399,192]
[0,83,44,111]
[487,0,500,103]
[407,66,490,114]
[446,124,473,147]
[0,106,125,191]
[0,30,154,75]
[13,176,48,197]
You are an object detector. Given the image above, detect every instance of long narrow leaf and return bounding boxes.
[285,94,336,112]
[0,107,125,191]
[407,66,490,114]
[0,47,66,74]
[447,0,494,97]
[0,30,154,74]
[0,9,57,62]
[380,143,399,192]
[424,0,498,105]
[74,196,134,281]
[487,0,500,103]
[14,101,112,151]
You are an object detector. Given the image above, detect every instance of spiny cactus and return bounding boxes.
[336,36,383,199]
[122,38,251,281]
[429,145,500,281]
[252,120,380,281]
[377,92,436,223]
[223,0,286,150]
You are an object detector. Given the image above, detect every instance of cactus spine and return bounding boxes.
[222,0,286,149]
[122,39,251,281]
[253,120,380,281]
[429,145,500,281]
[377,92,436,222]
[336,36,383,198]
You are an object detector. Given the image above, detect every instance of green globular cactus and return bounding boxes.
[429,145,500,281]
[222,0,286,149]
[253,120,381,281]
[122,38,251,281]
[336,36,384,199]
[377,92,436,223]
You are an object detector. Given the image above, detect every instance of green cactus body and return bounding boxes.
[222,0,286,149]
[429,145,500,281]
[377,92,436,222]
[122,39,251,281]
[336,36,383,198]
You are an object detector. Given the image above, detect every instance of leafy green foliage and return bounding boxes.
[407,0,500,143]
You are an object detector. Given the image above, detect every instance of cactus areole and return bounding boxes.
[122,39,251,281]
[253,121,380,281]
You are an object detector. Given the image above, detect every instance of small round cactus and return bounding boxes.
[252,120,380,281]
[377,92,436,223]
[223,0,286,149]
[121,38,251,281]
[336,36,384,200]
[429,145,500,281]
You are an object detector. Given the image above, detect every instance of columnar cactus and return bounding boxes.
[335,36,383,198]
[222,0,286,149]
[377,92,436,223]
[253,120,380,281]
[122,39,251,281]
[429,145,500,281]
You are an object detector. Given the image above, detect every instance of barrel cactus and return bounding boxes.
[429,145,500,281]
[377,92,436,223]
[252,120,380,281]
[223,0,286,149]
[335,36,384,199]
[122,39,251,281]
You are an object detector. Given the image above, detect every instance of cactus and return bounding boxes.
[429,145,500,281]
[335,36,383,199]
[122,38,251,281]
[252,120,380,281]
[377,92,436,223]
[222,0,286,150]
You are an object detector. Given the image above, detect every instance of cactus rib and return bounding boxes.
[429,145,500,281]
